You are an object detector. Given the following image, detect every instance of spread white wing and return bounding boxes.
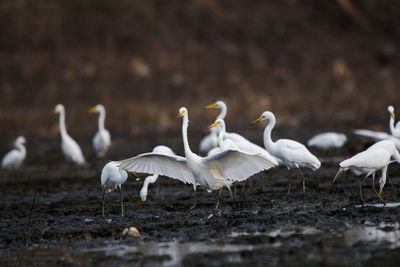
[204,150,275,182]
[117,153,196,186]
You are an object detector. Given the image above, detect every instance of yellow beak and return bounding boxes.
[205,103,217,109]
[89,107,97,113]
[209,121,220,128]
[53,108,59,114]
[177,111,185,118]
[379,186,383,197]
[141,196,146,202]
[131,171,137,177]
[252,116,264,124]
[390,111,394,117]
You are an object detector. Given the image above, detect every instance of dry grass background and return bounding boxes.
[0,0,399,137]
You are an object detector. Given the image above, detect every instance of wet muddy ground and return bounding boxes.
[1,129,400,266]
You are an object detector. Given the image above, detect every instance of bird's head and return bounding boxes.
[177,107,187,118]
[388,105,395,117]
[209,118,225,130]
[53,104,64,114]
[89,104,105,114]
[252,111,274,125]
[15,136,26,146]
[205,100,225,110]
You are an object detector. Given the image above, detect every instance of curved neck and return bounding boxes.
[218,125,228,151]
[263,116,276,152]
[217,105,227,120]
[182,113,194,157]
[98,109,106,131]
[58,110,68,137]
[16,143,26,154]
[390,115,396,134]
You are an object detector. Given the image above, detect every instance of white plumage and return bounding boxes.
[140,145,175,202]
[1,136,26,170]
[118,107,278,211]
[388,105,400,138]
[307,132,347,150]
[332,140,400,203]
[253,111,321,192]
[353,105,400,150]
[89,104,111,157]
[199,100,227,153]
[207,119,240,157]
[54,104,85,166]
[100,161,128,216]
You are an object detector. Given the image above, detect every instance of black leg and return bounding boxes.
[102,189,105,217]
[287,169,292,194]
[213,191,220,212]
[119,186,124,217]
[185,190,197,216]
[297,168,306,193]
[359,182,365,207]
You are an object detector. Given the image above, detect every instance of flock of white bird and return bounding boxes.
[1,102,400,216]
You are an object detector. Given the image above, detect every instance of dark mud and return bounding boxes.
[1,131,400,266]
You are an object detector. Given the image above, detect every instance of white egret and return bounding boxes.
[54,104,85,166]
[353,106,400,150]
[89,104,111,157]
[199,100,227,153]
[118,107,278,212]
[140,145,175,202]
[1,136,26,170]
[207,119,240,157]
[307,132,347,150]
[332,140,400,204]
[388,105,400,138]
[253,111,321,193]
[100,161,128,216]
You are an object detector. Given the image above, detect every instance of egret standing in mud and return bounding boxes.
[140,145,175,202]
[253,111,321,193]
[1,136,26,171]
[89,104,111,157]
[332,140,400,205]
[54,104,85,166]
[199,100,227,153]
[100,161,129,216]
[307,132,347,150]
[118,107,278,213]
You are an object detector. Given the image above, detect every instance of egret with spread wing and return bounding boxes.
[118,107,277,213]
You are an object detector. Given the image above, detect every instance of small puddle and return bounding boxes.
[355,202,400,208]
[341,222,400,248]
[80,240,272,266]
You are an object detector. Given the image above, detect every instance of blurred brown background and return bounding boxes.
[1,0,399,137]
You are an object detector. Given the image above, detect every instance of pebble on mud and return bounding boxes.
[122,227,140,237]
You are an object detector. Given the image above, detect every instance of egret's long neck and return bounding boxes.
[59,110,68,137]
[390,115,396,135]
[218,125,227,150]
[98,109,106,131]
[182,113,194,157]
[263,117,276,152]
[16,143,26,155]
[217,105,227,120]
